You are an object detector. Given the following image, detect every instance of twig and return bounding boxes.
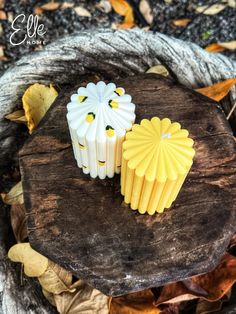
[227,102,236,120]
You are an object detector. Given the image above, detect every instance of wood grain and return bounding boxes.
[19,74,236,296]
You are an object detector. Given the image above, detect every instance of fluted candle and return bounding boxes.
[66,81,136,179]
[121,117,195,215]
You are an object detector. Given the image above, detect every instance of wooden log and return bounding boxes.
[19,74,236,296]
[1,29,236,167]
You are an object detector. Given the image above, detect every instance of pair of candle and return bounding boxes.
[67,82,195,215]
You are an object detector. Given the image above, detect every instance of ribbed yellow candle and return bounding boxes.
[120,117,195,215]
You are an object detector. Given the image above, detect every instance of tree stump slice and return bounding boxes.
[19,74,236,296]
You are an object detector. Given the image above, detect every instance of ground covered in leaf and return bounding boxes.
[0,0,235,74]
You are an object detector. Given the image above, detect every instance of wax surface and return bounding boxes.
[121,117,195,214]
[66,81,135,179]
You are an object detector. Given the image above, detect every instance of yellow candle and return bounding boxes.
[121,117,195,215]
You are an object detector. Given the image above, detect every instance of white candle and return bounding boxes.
[67,81,136,179]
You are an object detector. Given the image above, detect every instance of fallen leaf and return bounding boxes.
[74,6,91,17]
[139,0,153,25]
[42,289,56,306]
[61,2,74,9]
[146,64,169,77]
[7,11,14,22]
[8,243,48,277]
[5,110,27,124]
[155,253,236,306]
[196,290,231,314]
[11,204,28,243]
[110,289,160,313]
[34,7,44,15]
[109,0,134,28]
[54,280,110,314]
[0,0,5,9]
[96,0,112,13]
[38,260,75,294]
[196,78,236,101]
[172,18,191,27]
[227,0,236,8]
[217,40,236,50]
[22,83,58,133]
[205,43,226,53]
[0,23,3,36]
[40,2,61,11]
[0,9,7,20]
[205,40,236,52]
[1,181,24,205]
[196,4,226,15]
[201,30,212,41]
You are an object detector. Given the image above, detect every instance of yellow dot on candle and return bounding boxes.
[98,160,106,166]
[85,112,95,123]
[79,143,86,149]
[77,96,87,103]
[115,87,125,96]
[106,125,115,137]
[109,100,119,109]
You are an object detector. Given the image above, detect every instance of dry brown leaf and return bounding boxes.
[0,0,5,9]
[42,289,56,306]
[22,83,58,134]
[139,0,153,25]
[5,110,27,124]
[110,289,160,314]
[205,43,226,53]
[110,0,135,29]
[96,0,112,13]
[0,9,7,20]
[196,78,236,101]
[195,290,231,314]
[1,181,24,205]
[54,280,109,314]
[40,2,61,11]
[74,6,91,17]
[10,204,28,243]
[34,7,44,15]
[196,4,226,15]
[146,65,169,77]
[172,18,191,27]
[205,40,236,52]
[38,260,75,295]
[8,243,48,277]
[61,2,74,9]
[7,11,13,22]
[155,253,236,306]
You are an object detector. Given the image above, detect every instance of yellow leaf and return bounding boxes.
[38,260,75,294]
[5,110,27,124]
[196,4,226,15]
[146,64,169,77]
[109,0,134,28]
[196,78,236,102]
[1,181,24,205]
[8,243,48,277]
[54,280,110,314]
[22,83,58,134]
[172,18,191,27]
[139,0,153,25]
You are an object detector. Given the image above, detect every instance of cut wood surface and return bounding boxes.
[19,74,236,296]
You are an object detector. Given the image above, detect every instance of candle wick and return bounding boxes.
[160,133,171,139]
